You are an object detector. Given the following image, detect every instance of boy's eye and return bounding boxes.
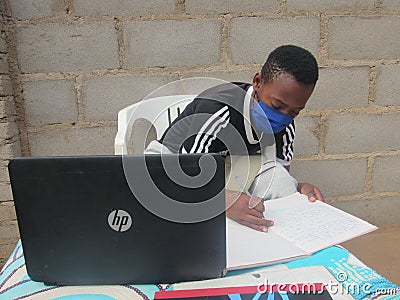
[271,103,281,110]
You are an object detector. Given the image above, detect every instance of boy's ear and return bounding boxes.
[252,73,263,91]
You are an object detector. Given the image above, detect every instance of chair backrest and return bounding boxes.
[114,95,196,155]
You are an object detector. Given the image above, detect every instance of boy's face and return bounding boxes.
[252,72,315,117]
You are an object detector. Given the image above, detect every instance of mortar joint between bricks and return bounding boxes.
[368,65,378,105]
[74,75,85,123]
[365,156,375,194]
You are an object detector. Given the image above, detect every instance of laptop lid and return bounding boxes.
[8,154,226,285]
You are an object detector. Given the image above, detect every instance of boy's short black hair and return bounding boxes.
[261,45,319,85]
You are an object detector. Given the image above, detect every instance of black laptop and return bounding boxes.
[8,154,226,285]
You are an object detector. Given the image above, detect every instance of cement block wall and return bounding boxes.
[0,0,399,265]
[0,0,21,267]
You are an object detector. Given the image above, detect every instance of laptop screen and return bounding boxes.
[9,154,226,285]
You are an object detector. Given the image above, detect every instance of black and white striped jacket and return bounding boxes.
[159,82,295,166]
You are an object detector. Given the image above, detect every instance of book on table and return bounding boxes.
[226,192,377,270]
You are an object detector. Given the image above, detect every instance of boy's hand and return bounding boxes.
[226,190,274,232]
[298,182,324,202]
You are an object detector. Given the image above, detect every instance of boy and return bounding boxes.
[146,45,323,232]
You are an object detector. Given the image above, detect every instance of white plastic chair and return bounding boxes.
[114,95,196,155]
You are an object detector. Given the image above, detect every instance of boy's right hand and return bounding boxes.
[226,190,274,232]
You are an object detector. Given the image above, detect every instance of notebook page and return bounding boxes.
[226,219,307,270]
[265,193,377,254]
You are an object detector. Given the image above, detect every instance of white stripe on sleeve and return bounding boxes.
[282,124,295,162]
[204,115,230,153]
[189,106,230,153]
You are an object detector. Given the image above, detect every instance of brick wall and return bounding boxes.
[1,0,400,264]
[0,1,21,266]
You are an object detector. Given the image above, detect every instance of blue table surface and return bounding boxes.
[0,241,398,300]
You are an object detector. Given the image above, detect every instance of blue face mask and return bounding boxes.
[251,100,294,134]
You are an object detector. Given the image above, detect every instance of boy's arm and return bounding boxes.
[180,99,230,154]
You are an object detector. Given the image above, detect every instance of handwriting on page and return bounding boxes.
[268,202,371,253]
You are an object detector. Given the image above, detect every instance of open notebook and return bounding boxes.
[227,192,377,270]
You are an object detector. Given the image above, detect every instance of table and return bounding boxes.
[0,241,398,300]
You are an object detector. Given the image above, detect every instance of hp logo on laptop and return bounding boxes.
[108,209,132,232]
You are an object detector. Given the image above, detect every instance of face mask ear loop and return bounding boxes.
[252,92,261,115]
[251,89,258,102]
[250,91,258,113]
[250,91,265,140]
